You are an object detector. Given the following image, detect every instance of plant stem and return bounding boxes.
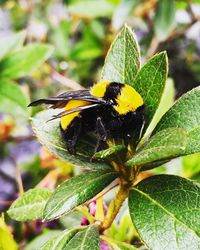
[102,183,129,230]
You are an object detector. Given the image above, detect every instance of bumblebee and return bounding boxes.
[29,81,145,155]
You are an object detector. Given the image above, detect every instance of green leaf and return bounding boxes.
[93,144,127,160]
[43,170,118,221]
[154,86,200,155]
[101,236,138,250]
[0,44,53,79]
[101,25,140,84]
[68,0,115,18]
[50,20,70,59]
[7,188,52,222]
[0,80,28,119]
[0,31,26,60]
[126,128,188,167]
[31,109,112,170]
[154,0,175,41]
[143,78,175,137]
[60,211,83,228]
[70,41,102,61]
[40,228,79,250]
[133,52,168,131]
[63,226,100,250]
[129,174,200,250]
[24,230,62,250]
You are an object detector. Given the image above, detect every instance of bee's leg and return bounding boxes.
[95,117,108,152]
[66,119,82,155]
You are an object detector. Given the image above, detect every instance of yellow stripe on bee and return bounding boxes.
[90,81,110,97]
[114,85,143,115]
[60,100,89,130]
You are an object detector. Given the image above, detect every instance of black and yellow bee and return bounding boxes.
[29,81,145,154]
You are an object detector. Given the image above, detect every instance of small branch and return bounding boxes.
[51,70,83,90]
[102,183,129,231]
[167,18,199,42]
[0,200,13,205]
[10,157,24,195]
[16,166,24,195]
[3,135,35,143]
[146,2,200,58]
[187,1,196,21]
[147,37,160,58]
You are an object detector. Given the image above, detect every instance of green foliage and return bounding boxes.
[43,170,118,221]
[133,52,168,130]
[24,230,62,250]
[0,31,53,125]
[41,226,99,250]
[101,25,140,84]
[0,44,53,79]
[5,24,200,250]
[126,128,188,167]
[129,175,200,250]
[61,226,100,250]
[40,228,80,250]
[68,0,115,18]
[0,80,28,119]
[154,0,176,41]
[154,86,200,155]
[0,31,26,60]
[144,78,175,136]
[93,144,126,160]
[7,188,52,221]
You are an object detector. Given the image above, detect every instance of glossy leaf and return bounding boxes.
[7,188,52,221]
[63,226,100,250]
[154,86,200,155]
[126,128,188,167]
[24,230,62,250]
[129,175,200,250]
[93,144,126,160]
[0,31,26,60]
[32,109,111,170]
[41,227,99,249]
[101,25,140,84]
[40,228,79,250]
[154,0,175,41]
[133,52,168,131]
[43,170,118,221]
[0,80,28,119]
[143,78,175,137]
[0,44,53,79]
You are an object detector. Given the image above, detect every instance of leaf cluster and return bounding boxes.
[7,25,200,250]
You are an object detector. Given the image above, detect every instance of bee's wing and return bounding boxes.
[47,103,99,122]
[28,90,106,108]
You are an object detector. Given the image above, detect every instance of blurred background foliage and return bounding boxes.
[0,0,200,249]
